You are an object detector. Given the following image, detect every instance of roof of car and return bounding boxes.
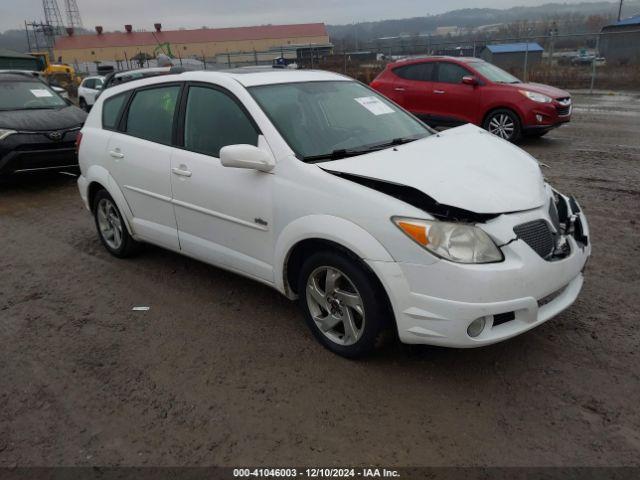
[390,56,484,67]
[225,68,348,87]
[97,68,351,100]
[122,68,348,88]
[113,67,171,78]
[0,70,42,82]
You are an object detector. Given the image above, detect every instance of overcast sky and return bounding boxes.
[2,0,613,32]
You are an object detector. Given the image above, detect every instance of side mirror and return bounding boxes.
[462,75,479,86]
[220,144,275,172]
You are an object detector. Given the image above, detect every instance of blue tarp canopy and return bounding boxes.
[485,43,544,54]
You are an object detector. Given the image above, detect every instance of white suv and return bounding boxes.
[77,69,590,357]
[77,75,105,111]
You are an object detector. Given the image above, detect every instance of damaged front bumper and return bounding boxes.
[367,192,591,348]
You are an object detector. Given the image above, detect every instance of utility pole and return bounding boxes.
[24,21,32,52]
[354,23,359,51]
[617,0,624,21]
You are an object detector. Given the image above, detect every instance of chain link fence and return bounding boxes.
[299,29,640,92]
[68,29,640,93]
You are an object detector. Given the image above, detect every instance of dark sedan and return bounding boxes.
[0,72,86,177]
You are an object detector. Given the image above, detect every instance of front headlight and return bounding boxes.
[0,129,17,141]
[392,217,503,264]
[519,90,552,103]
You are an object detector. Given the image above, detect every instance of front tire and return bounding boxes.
[79,98,88,111]
[297,251,393,358]
[93,190,140,258]
[483,109,522,142]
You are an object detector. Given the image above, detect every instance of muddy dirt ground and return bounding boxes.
[1,92,639,468]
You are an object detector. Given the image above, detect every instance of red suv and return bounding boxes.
[371,56,572,142]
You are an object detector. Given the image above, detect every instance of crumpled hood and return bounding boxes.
[319,124,546,215]
[511,82,570,99]
[0,106,86,132]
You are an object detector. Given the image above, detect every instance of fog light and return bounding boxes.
[467,317,486,338]
[536,114,543,123]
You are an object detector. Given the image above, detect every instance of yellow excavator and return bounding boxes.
[29,52,80,90]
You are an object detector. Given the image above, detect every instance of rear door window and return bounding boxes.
[394,63,435,82]
[125,85,180,145]
[436,62,471,84]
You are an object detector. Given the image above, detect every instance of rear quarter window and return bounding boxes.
[102,93,128,130]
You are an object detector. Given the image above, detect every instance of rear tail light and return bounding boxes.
[75,131,83,154]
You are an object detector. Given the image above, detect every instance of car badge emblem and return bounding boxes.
[48,131,63,141]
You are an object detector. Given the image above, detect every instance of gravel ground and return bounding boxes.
[0,92,639,468]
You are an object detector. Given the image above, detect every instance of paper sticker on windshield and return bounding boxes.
[355,96,395,116]
[30,89,53,98]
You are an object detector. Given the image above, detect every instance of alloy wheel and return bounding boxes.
[488,113,515,140]
[96,198,124,250]
[305,266,366,346]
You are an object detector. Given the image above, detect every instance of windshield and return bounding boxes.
[470,62,521,84]
[0,80,67,110]
[250,81,430,161]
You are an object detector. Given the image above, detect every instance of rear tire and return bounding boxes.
[483,109,522,142]
[297,250,393,358]
[79,98,88,111]
[93,190,141,258]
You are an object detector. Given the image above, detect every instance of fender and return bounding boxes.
[82,164,136,237]
[273,214,395,295]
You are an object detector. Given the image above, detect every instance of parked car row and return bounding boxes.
[1,61,588,358]
[73,67,590,358]
[0,66,183,177]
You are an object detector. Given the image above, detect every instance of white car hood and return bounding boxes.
[318,124,546,214]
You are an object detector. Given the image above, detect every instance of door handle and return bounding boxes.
[394,87,406,92]
[433,90,446,94]
[172,167,192,177]
[109,150,124,159]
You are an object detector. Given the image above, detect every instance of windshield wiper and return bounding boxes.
[303,137,421,163]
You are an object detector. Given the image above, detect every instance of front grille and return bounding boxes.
[514,220,555,258]
[8,146,77,172]
[14,140,75,152]
[556,98,572,116]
